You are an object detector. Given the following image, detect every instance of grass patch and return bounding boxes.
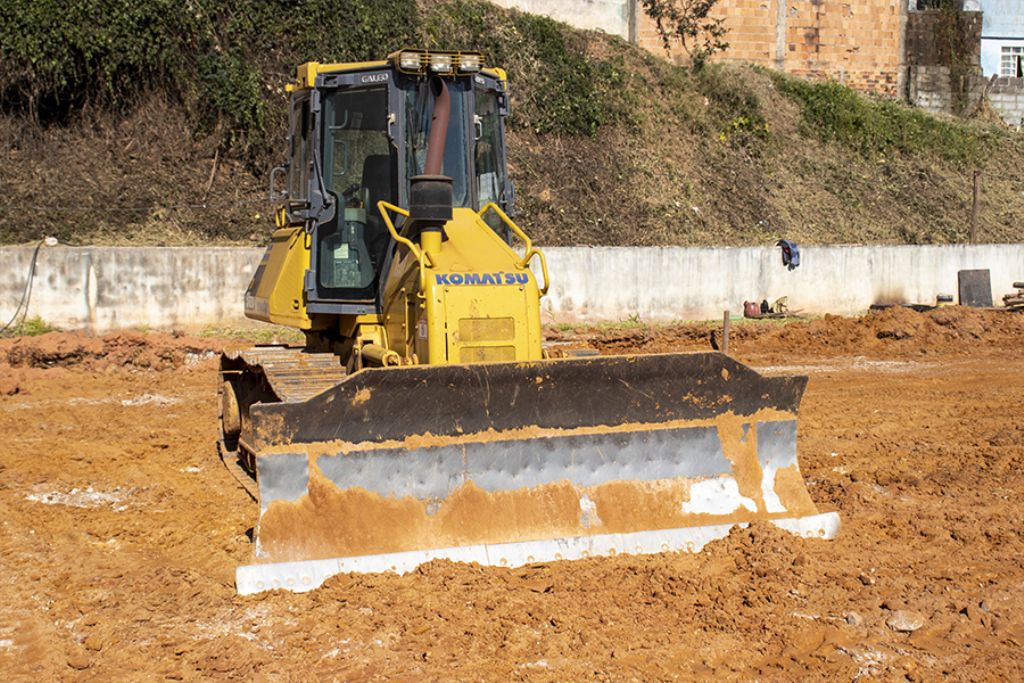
[197,325,304,344]
[2,316,57,338]
[768,71,999,161]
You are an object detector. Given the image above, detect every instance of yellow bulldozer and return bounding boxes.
[219,50,838,595]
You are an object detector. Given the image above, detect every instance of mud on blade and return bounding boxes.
[239,353,839,594]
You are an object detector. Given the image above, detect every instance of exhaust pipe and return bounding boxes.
[412,76,453,254]
[423,77,450,176]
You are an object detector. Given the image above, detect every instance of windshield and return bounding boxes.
[404,79,470,207]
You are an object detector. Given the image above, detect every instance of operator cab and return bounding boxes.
[279,51,513,314]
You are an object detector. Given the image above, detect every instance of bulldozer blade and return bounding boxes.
[236,353,839,595]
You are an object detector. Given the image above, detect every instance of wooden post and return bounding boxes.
[970,170,981,244]
[722,310,730,356]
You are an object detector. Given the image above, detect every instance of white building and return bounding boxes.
[978,0,1024,77]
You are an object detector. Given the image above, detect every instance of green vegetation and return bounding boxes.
[0,0,417,140]
[0,0,1019,248]
[0,0,626,153]
[0,0,1004,158]
[2,316,58,338]
[768,72,996,162]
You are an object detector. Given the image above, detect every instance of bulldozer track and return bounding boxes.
[218,345,349,482]
[226,345,348,403]
[217,439,258,501]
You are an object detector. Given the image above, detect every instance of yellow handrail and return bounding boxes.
[478,203,550,295]
[377,201,432,296]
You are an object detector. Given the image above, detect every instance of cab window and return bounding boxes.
[287,98,311,203]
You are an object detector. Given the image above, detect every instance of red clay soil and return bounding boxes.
[1,309,1023,680]
[0,331,224,396]
[0,330,225,372]
[552,305,1024,361]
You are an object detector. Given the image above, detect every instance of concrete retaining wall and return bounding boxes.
[0,246,259,332]
[536,244,1023,322]
[1,244,1022,331]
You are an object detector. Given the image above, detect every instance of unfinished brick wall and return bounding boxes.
[636,0,778,66]
[905,9,981,116]
[636,0,906,96]
[905,8,982,68]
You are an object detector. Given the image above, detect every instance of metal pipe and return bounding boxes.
[424,77,450,176]
[722,310,730,356]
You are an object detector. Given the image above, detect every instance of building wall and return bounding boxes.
[2,245,1021,331]
[979,0,1024,80]
[635,0,907,96]
[635,0,779,66]
[905,9,982,114]
[905,8,1024,126]
[977,0,1022,77]
[492,1,908,97]
[981,39,1003,77]
[979,0,1024,36]
[906,65,1024,126]
[490,0,634,39]
[988,76,1024,126]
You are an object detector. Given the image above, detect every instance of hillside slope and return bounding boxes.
[1,0,1021,246]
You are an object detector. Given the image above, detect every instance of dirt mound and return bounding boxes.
[0,331,224,371]
[565,307,1024,358]
[772,306,1012,355]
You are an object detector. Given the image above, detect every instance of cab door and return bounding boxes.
[305,71,399,315]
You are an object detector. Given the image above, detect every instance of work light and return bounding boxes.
[429,53,453,74]
[399,51,422,71]
[458,53,481,73]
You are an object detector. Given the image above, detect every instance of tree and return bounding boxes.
[640,0,729,68]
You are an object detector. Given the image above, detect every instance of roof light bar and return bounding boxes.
[390,50,484,76]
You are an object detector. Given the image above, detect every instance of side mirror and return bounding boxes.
[268,166,289,202]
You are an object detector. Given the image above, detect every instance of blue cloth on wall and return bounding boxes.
[776,239,800,270]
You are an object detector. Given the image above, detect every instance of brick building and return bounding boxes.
[492,0,1023,125]
[495,0,907,96]
[635,0,906,97]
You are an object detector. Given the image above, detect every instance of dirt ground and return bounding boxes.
[1,307,1022,681]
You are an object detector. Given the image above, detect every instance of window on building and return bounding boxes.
[1002,46,1024,78]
